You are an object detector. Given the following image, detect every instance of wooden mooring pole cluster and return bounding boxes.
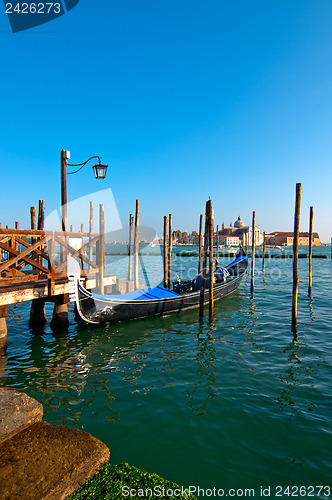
[0,185,320,349]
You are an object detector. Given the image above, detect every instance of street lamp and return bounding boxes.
[60,149,108,232]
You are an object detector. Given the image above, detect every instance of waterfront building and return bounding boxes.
[216,216,263,246]
[218,235,240,246]
[266,232,321,246]
[192,216,263,246]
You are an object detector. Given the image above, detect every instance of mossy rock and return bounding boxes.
[68,462,197,500]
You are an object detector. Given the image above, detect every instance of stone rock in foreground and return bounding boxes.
[0,388,43,444]
[0,421,110,500]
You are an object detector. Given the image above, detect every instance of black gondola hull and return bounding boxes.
[74,252,248,324]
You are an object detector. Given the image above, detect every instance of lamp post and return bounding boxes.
[60,148,108,232]
[53,149,108,330]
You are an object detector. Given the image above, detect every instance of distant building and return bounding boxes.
[266,232,321,246]
[217,216,263,246]
[194,216,263,246]
[218,235,240,246]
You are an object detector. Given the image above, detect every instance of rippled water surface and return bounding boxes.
[1,246,332,495]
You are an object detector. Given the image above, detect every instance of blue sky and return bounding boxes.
[1,0,332,241]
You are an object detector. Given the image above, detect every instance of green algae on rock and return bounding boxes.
[68,462,197,500]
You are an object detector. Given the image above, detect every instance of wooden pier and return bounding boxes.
[0,226,125,349]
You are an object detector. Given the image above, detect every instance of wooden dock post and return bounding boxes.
[292,183,302,333]
[308,206,313,297]
[128,214,134,281]
[262,231,266,270]
[134,199,140,289]
[29,299,47,329]
[30,201,47,328]
[168,214,172,289]
[30,206,36,247]
[30,207,36,232]
[163,215,168,288]
[251,211,256,293]
[0,305,8,350]
[208,200,214,318]
[38,200,45,267]
[198,214,203,274]
[51,294,70,330]
[37,200,45,231]
[199,201,209,317]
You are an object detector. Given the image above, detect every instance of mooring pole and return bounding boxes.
[198,214,203,274]
[208,200,214,319]
[168,214,173,289]
[163,215,168,288]
[134,199,140,289]
[251,211,256,293]
[199,201,209,317]
[292,183,302,334]
[262,231,266,270]
[308,206,313,297]
[216,224,219,268]
[128,214,134,281]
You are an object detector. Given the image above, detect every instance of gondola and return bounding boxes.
[71,247,248,324]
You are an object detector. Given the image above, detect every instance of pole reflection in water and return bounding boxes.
[278,338,318,416]
[185,325,217,416]
[307,297,316,326]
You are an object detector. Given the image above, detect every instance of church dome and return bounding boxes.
[234,216,245,228]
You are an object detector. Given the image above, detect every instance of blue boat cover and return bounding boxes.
[225,255,247,268]
[93,286,180,301]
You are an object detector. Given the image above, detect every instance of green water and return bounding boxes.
[1,247,331,498]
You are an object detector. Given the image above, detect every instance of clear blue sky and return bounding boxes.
[1,0,332,242]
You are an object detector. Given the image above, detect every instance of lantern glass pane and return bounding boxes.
[92,164,107,179]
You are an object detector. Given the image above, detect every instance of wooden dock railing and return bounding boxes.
[0,228,104,292]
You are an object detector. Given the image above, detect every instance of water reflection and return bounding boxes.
[307,297,316,326]
[277,339,318,416]
[0,350,7,378]
[185,326,217,416]
[278,341,302,414]
[239,291,265,357]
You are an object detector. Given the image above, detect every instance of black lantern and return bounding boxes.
[92,161,108,179]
